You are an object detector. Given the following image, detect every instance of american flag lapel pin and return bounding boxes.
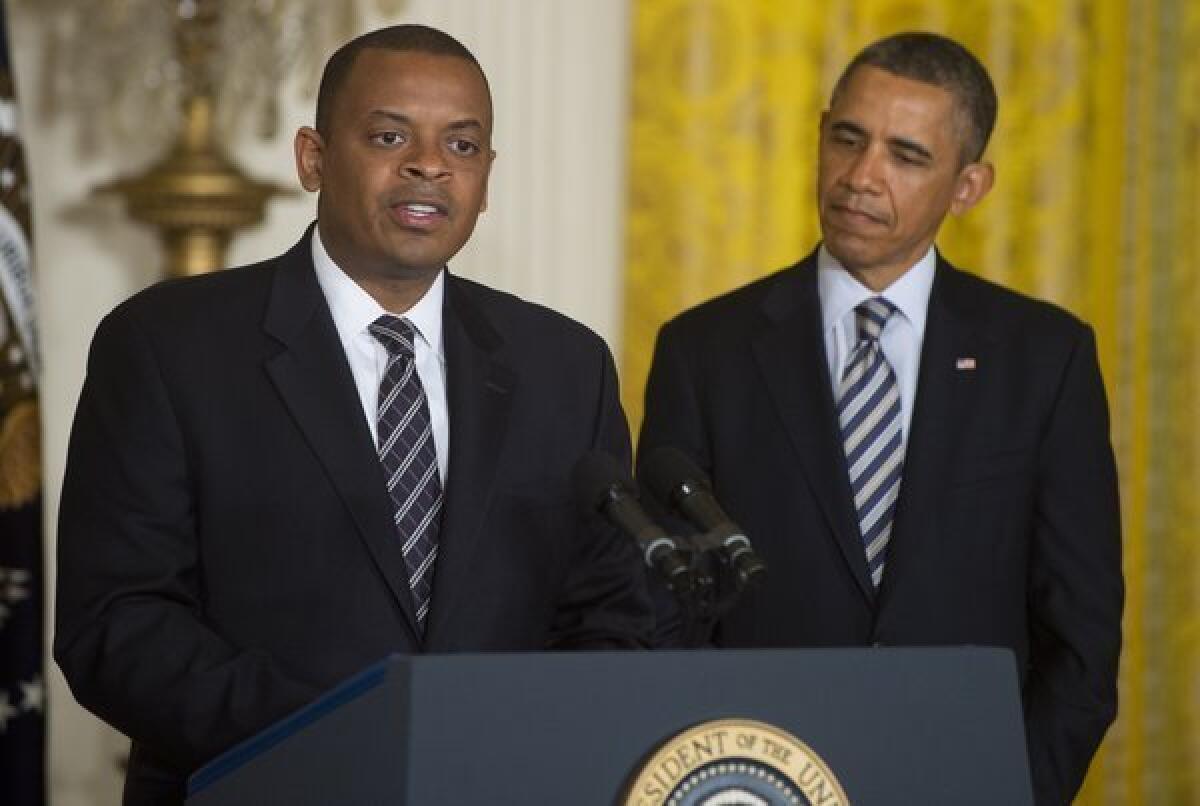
[955,357,977,371]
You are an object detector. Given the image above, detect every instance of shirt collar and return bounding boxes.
[311,227,445,356]
[817,243,936,335]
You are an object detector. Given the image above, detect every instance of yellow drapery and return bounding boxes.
[622,1,1200,802]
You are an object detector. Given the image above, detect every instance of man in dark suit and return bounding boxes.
[55,24,651,804]
[639,32,1121,805]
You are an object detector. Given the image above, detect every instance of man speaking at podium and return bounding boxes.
[55,24,650,804]
[639,32,1122,804]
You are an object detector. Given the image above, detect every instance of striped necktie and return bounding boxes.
[369,314,442,631]
[837,297,905,589]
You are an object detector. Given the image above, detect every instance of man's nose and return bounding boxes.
[403,139,449,180]
[841,147,884,194]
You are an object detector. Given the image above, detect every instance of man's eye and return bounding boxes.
[448,138,480,156]
[372,131,405,146]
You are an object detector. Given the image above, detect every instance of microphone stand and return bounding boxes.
[668,528,765,648]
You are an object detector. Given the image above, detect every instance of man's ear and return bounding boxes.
[950,160,995,216]
[294,126,325,193]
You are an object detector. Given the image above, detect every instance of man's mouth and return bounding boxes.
[830,203,886,227]
[391,200,449,228]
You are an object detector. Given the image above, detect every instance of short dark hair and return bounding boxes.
[831,32,997,163]
[315,24,490,137]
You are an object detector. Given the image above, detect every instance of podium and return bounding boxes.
[186,647,1033,805]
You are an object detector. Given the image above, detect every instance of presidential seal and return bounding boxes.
[623,719,849,806]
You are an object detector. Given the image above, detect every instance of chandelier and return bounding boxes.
[21,0,406,276]
[27,0,407,153]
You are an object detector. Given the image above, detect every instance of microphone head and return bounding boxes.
[641,445,711,506]
[572,451,634,515]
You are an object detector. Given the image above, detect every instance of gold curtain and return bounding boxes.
[622,1,1200,802]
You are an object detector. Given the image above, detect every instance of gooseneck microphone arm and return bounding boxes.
[572,451,694,596]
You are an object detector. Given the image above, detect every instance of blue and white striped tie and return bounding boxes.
[837,298,905,589]
[370,315,441,631]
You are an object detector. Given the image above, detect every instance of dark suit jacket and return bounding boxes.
[638,250,1122,805]
[55,232,651,804]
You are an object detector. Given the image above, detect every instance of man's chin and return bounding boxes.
[384,235,472,274]
[822,237,878,272]
[382,244,461,276]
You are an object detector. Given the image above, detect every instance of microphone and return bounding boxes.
[641,446,767,590]
[572,451,693,593]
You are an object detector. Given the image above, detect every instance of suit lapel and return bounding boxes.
[751,256,877,603]
[878,257,986,607]
[261,235,421,640]
[423,276,515,647]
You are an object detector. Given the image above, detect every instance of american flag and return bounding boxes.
[0,1,45,802]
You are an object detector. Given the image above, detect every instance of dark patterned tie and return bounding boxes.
[369,315,442,630]
[837,297,905,588]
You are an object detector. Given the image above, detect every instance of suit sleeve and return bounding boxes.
[1024,325,1123,804]
[54,311,320,773]
[546,337,654,649]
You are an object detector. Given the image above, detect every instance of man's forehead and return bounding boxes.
[340,49,493,124]
[348,48,486,88]
[833,66,954,110]
[828,67,965,144]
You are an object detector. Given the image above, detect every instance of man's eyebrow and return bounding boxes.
[366,110,411,125]
[366,110,485,131]
[829,120,935,161]
[887,136,934,161]
[830,121,867,138]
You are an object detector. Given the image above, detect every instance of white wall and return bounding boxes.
[9,1,630,802]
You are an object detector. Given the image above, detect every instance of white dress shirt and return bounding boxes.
[311,230,450,483]
[817,244,937,442]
